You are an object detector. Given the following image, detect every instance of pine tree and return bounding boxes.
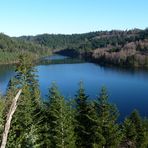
[74,82,98,148]
[6,55,42,147]
[87,102,105,148]
[39,102,51,147]
[129,110,147,147]
[143,118,148,147]
[122,118,137,147]
[48,83,76,148]
[95,86,123,148]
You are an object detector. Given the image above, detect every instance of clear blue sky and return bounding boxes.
[0,0,148,36]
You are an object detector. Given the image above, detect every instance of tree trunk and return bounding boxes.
[1,89,22,148]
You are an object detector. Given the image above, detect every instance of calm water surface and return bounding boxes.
[0,55,148,120]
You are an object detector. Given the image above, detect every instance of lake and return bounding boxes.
[0,55,148,121]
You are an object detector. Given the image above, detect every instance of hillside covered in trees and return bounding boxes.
[0,56,148,147]
[1,28,148,67]
[0,33,50,64]
[19,28,148,68]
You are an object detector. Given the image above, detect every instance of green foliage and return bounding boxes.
[129,110,147,147]
[122,110,148,147]
[122,118,137,147]
[1,29,148,67]
[0,33,51,64]
[74,82,98,148]
[19,29,148,52]
[95,87,123,147]
[143,118,148,147]
[18,29,148,68]
[6,55,42,148]
[47,83,76,148]
[2,81,148,148]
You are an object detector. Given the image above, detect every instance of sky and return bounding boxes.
[0,0,148,36]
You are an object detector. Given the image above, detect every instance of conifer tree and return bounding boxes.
[95,86,123,148]
[48,83,75,148]
[128,110,147,147]
[38,103,51,147]
[87,102,105,148]
[6,55,42,147]
[75,82,98,148]
[122,118,137,147]
[143,118,148,147]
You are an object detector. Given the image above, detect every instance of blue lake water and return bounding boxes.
[0,55,148,120]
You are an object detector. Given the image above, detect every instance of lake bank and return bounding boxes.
[54,49,148,69]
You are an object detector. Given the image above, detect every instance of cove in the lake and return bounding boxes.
[0,55,148,121]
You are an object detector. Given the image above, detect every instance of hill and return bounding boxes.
[0,33,50,64]
[1,28,148,67]
[18,28,148,67]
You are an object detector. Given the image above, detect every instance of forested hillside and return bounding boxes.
[0,33,50,64]
[20,28,148,67]
[1,28,148,67]
[19,28,148,52]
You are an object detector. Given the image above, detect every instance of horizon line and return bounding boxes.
[1,27,147,37]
